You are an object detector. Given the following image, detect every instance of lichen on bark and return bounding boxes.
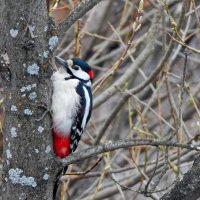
[0,0,57,199]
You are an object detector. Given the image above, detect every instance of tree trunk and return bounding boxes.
[0,0,57,199]
[161,155,200,200]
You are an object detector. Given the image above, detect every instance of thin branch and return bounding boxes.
[167,49,190,141]
[93,2,163,109]
[79,150,197,200]
[60,156,103,181]
[60,139,200,166]
[144,147,160,193]
[80,150,197,200]
[168,33,200,54]
[111,176,159,200]
[93,0,191,145]
[111,174,177,196]
[57,0,105,35]
[93,35,174,144]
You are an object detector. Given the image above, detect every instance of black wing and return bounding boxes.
[70,82,92,152]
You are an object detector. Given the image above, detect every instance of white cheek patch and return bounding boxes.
[69,68,90,81]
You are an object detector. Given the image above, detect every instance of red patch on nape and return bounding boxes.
[52,129,70,158]
[88,70,94,79]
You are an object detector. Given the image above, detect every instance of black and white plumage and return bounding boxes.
[51,56,93,158]
[70,81,92,152]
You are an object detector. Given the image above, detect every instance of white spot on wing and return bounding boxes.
[71,134,75,140]
[77,129,82,136]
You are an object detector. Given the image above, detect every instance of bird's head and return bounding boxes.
[55,56,94,83]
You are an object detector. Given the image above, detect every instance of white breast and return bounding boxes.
[51,71,80,136]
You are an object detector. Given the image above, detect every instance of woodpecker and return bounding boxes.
[51,56,94,159]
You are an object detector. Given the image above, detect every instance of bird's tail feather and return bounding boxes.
[53,166,68,200]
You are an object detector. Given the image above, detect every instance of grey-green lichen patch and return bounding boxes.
[48,36,59,50]
[20,84,37,93]
[8,168,37,187]
[35,149,39,153]
[45,145,51,153]
[11,105,18,112]
[43,51,49,58]
[6,149,12,159]
[27,63,40,75]
[10,29,18,38]
[23,109,33,116]
[44,26,48,32]
[1,53,10,64]
[29,25,36,32]
[10,127,17,137]
[28,92,37,101]
[37,126,44,133]
[43,174,49,180]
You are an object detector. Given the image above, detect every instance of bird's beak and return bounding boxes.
[55,56,68,68]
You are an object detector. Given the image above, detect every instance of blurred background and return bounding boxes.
[1,0,200,199]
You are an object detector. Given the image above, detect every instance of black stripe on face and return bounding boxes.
[64,76,90,85]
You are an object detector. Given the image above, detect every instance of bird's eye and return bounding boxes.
[72,65,79,70]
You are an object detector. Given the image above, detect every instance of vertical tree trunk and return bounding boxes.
[0,0,57,199]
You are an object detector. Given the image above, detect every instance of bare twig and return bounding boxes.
[167,49,190,141]
[144,147,160,194]
[80,150,197,200]
[58,0,105,35]
[60,156,103,180]
[61,139,200,166]
[93,1,144,95]
[93,2,163,109]
[168,33,200,54]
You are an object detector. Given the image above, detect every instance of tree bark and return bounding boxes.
[0,0,57,199]
[161,155,200,200]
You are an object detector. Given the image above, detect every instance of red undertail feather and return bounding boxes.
[52,128,70,158]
